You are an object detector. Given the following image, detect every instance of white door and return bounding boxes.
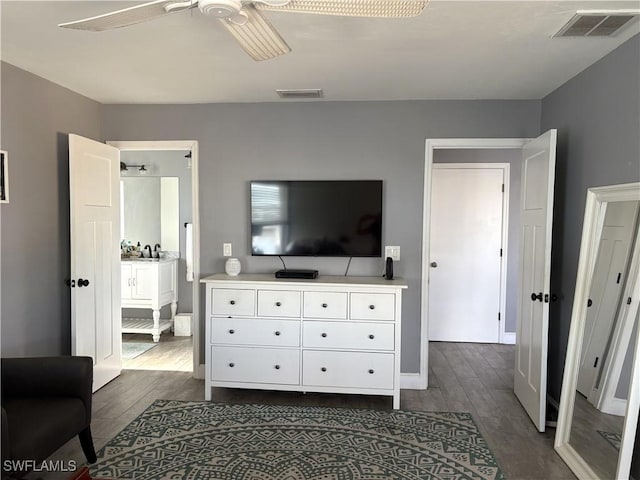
[428,165,505,343]
[514,129,557,432]
[70,134,122,392]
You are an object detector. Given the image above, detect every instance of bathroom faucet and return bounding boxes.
[144,244,152,258]
[153,244,161,258]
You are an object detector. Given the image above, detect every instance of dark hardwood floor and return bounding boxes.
[25,342,576,479]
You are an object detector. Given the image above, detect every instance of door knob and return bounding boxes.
[77,278,90,287]
[530,292,543,302]
[430,262,438,268]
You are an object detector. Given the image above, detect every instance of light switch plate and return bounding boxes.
[385,246,400,261]
[223,243,232,257]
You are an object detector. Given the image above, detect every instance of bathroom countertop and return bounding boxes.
[121,255,178,263]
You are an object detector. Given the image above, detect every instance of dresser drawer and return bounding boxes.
[350,293,395,321]
[303,291,348,319]
[303,351,394,390]
[303,321,394,351]
[211,346,300,385]
[212,288,255,316]
[212,318,300,347]
[258,290,301,317]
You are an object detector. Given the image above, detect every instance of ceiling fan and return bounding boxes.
[59,0,427,61]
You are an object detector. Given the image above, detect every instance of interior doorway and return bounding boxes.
[420,133,558,434]
[428,163,509,343]
[109,140,202,378]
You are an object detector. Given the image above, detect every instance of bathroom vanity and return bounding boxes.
[121,257,178,342]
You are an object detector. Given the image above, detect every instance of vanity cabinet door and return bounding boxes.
[131,264,154,300]
[121,264,132,300]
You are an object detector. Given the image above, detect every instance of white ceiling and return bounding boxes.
[1,1,638,104]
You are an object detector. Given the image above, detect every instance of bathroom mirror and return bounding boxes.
[555,182,640,479]
[121,176,180,252]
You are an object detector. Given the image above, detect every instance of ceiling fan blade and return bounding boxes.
[58,0,197,31]
[255,0,427,18]
[220,5,291,61]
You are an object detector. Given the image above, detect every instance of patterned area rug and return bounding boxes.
[597,430,622,451]
[122,342,157,359]
[92,400,504,480]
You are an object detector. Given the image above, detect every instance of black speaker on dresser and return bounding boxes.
[384,257,393,280]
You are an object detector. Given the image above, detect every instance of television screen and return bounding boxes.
[250,180,382,257]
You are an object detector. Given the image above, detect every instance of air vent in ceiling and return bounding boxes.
[276,89,324,99]
[554,10,638,37]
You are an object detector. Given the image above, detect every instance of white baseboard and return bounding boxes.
[502,332,516,344]
[400,372,427,390]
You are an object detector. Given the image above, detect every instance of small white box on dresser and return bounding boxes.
[201,273,407,409]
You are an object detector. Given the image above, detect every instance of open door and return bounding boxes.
[514,129,557,432]
[69,134,122,392]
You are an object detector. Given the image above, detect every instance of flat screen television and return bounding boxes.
[250,180,382,257]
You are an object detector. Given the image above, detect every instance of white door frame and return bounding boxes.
[409,138,527,390]
[107,140,203,379]
[429,162,510,344]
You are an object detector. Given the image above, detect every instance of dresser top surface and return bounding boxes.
[201,273,407,289]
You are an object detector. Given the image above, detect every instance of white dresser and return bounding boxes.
[121,258,178,341]
[202,273,407,408]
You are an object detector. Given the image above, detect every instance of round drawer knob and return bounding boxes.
[276,301,282,307]
[322,303,328,308]
[369,304,375,310]
[369,334,375,339]
[275,365,281,370]
[321,367,327,372]
[368,369,374,374]
[321,333,327,338]
[275,331,281,336]
[230,300,236,305]
[229,363,235,368]
[229,329,235,334]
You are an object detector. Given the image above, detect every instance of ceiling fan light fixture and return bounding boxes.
[199,0,242,18]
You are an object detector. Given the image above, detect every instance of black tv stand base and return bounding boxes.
[275,269,318,279]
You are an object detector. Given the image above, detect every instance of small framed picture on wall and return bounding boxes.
[0,150,8,203]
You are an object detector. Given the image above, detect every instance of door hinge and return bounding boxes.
[501,183,505,193]
[498,312,501,321]
[616,272,622,284]
[628,297,633,305]
[500,248,503,257]
[593,356,599,368]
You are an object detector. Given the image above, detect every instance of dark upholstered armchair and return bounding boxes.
[1,356,97,476]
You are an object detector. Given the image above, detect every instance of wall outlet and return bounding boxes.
[385,246,400,261]
[223,243,232,257]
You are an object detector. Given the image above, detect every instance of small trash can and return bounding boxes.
[174,313,192,336]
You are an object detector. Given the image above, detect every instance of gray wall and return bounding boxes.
[103,100,541,371]
[433,149,521,334]
[615,310,638,400]
[0,62,103,356]
[541,34,640,402]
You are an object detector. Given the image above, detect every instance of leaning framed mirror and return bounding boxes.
[555,182,640,479]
